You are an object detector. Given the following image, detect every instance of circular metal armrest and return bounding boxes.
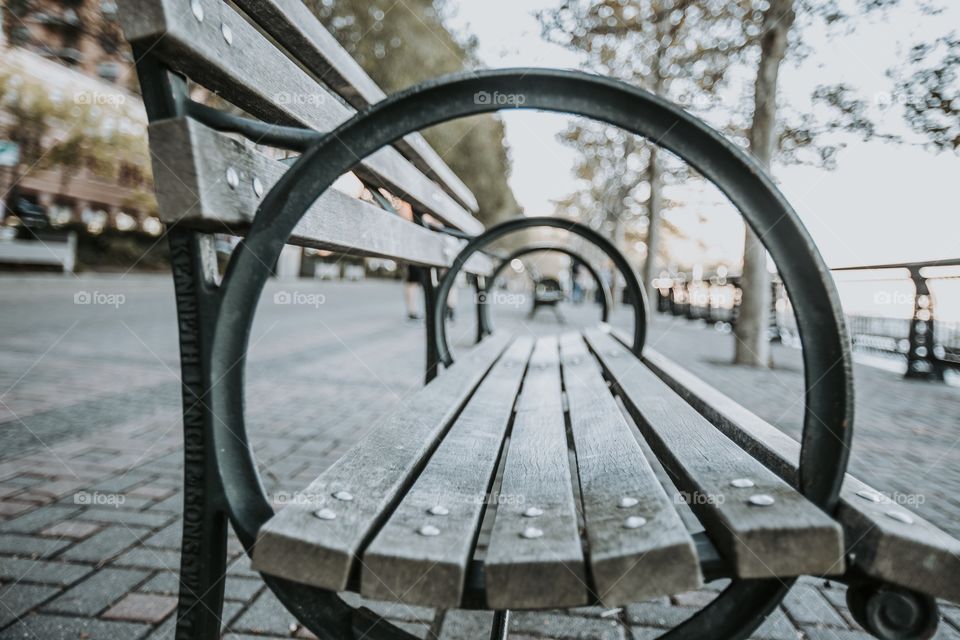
[208,69,854,640]
[433,217,648,367]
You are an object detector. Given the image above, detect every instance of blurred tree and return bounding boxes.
[539,0,759,301]
[304,0,521,225]
[889,31,959,151]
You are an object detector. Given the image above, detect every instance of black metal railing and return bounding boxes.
[656,258,960,381]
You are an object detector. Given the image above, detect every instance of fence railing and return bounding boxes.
[655,259,960,381]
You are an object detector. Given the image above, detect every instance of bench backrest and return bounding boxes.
[118,0,490,274]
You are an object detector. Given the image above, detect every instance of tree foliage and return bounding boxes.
[891,32,959,151]
[304,0,521,224]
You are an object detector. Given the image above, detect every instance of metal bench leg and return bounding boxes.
[168,229,229,640]
[845,579,938,640]
[422,268,441,383]
[491,610,510,640]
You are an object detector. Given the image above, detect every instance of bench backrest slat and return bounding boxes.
[148,118,491,274]
[119,0,483,235]
[231,0,479,213]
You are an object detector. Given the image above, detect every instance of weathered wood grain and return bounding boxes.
[584,328,845,580]
[360,338,534,607]
[559,333,701,605]
[484,336,589,609]
[117,0,483,234]
[147,118,492,274]
[251,332,512,590]
[640,343,960,603]
[231,0,479,213]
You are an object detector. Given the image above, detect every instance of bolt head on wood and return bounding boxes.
[313,508,336,520]
[191,0,204,22]
[730,478,755,488]
[747,494,775,507]
[618,497,638,508]
[522,506,543,518]
[226,167,239,189]
[856,490,882,503]
[221,23,233,45]
[520,526,543,539]
[427,505,449,516]
[332,490,353,502]
[418,524,440,537]
[252,177,264,197]
[885,510,914,525]
[623,516,647,529]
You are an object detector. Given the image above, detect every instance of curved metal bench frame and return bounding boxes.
[144,67,860,640]
[478,242,614,339]
[435,217,645,367]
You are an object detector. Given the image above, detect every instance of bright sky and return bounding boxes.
[445,0,960,270]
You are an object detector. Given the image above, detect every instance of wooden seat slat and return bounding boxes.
[251,332,512,591]
[484,337,588,609]
[231,0,480,213]
[360,338,534,607]
[584,328,845,580]
[558,333,702,606]
[147,118,492,274]
[118,0,483,235]
[640,344,960,603]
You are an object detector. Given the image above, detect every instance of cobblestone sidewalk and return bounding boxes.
[0,276,957,639]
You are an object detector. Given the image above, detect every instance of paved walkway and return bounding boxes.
[0,275,957,639]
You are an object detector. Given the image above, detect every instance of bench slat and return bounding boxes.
[118,0,483,235]
[231,0,480,213]
[147,118,491,274]
[584,328,845,580]
[558,333,702,606]
[640,344,960,603]
[484,336,588,609]
[251,332,512,590]
[360,338,534,607]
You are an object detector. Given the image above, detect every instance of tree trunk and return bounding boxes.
[642,144,663,303]
[734,0,795,367]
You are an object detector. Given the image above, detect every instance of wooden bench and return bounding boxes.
[119,2,960,639]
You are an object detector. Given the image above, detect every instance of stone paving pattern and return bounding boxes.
[0,275,958,639]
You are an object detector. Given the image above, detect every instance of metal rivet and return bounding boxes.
[190,0,204,22]
[885,510,914,525]
[428,505,449,516]
[856,490,882,503]
[252,177,264,197]
[221,23,233,45]
[523,507,543,518]
[332,490,353,502]
[520,526,543,539]
[730,478,755,489]
[418,524,440,536]
[748,494,775,507]
[618,497,638,509]
[226,167,239,188]
[313,508,336,520]
[623,516,647,529]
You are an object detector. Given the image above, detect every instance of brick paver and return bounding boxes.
[0,275,957,639]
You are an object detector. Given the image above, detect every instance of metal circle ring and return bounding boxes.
[209,69,854,640]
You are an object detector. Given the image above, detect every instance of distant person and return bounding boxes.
[571,258,584,304]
